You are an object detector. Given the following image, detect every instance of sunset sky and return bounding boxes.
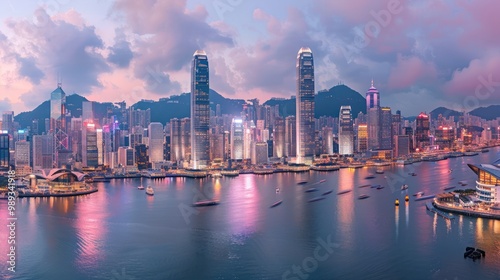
[0,0,499,116]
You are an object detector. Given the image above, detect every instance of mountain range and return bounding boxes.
[13,85,500,130]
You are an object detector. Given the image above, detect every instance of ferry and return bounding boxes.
[401,184,409,190]
[464,151,479,156]
[311,163,340,171]
[253,166,275,175]
[211,172,222,178]
[413,191,424,197]
[348,162,364,169]
[193,200,219,207]
[358,194,370,199]
[145,186,154,196]
[365,175,376,179]
[137,185,145,190]
[221,169,239,177]
[375,168,384,174]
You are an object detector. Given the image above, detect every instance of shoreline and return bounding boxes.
[433,200,500,220]
[17,188,98,198]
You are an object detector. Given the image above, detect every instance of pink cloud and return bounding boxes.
[387,54,437,89]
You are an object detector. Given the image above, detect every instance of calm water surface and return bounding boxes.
[2,148,500,279]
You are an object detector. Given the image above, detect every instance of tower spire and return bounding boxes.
[371,78,374,88]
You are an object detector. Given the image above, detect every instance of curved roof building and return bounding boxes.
[468,160,500,203]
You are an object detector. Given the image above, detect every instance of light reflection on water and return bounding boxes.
[1,148,500,279]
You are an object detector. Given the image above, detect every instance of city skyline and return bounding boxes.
[1,1,500,116]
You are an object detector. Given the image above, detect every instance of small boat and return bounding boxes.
[409,173,417,176]
[319,179,326,183]
[371,184,381,188]
[375,168,384,174]
[137,185,145,190]
[305,188,318,193]
[414,195,435,201]
[308,197,325,203]
[458,181,467,186]
[376,186,384,190]
[270,200,283,208]
[336,189,352,195]
[358,194,370,200]
[365,175,376,179]
[359,184,371,188]
[395,199,400,206]
[405,195,409,202]
[401,184,408,190]
[276,187,280,193]
[193,200,219,207]
[297,181,308,185]
[444,186,455,191]
[413,191,424,197]
[322,189,334,196]
[145,186,154,196]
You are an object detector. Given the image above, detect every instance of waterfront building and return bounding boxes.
[322,127,334,155]
[180,118,191,163]
[82,122,98,168]
[32,134,54,171]
[285,116,296,158]
[338,106,354,155]
[366,80,381,150]
[231,118,244,160]
[380,107,393,150]
[273,117,286,158]
[0,133,9,169]
[170,118,181,163]
[468,160,500,203]
[15,140,30,168]
[50,85,69,166]
[191,50,210,169]
[251,141,268,165]
[148,122,164,163]
[296,47,315,163]
[357,124,368,153]
[117,146,135,169]
[435,126,455,150]
[415,113,430,150]
[394,135,410,157]
[243,121,256,159]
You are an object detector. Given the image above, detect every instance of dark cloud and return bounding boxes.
[6,7,109,95]
[107,28,134,68]
[112,0,233,94]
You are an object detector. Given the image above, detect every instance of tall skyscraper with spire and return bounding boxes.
[296,47,315,163]
[191,50,210,169]
[366,80,381,150]
[50,83,69,167]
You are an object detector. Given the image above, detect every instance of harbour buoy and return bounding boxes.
[395,199,399,206]
[405,195,409,202]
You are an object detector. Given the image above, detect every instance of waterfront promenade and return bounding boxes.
[433,200,500,220]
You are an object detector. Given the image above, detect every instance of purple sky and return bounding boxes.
[0,0,499,116]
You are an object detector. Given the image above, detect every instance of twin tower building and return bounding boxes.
[191,47,316,168]
[191,48,388,168]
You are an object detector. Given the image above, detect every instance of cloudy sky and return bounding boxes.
[0,0,499,116]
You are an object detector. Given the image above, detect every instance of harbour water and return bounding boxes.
[2,148,500,279]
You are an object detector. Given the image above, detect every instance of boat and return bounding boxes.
[93,176,111,182]
[193,200,219,207]
[308,197,325,202]
[253,166,275,175]
[371,184,381,188]
[137,185,145,190]
[305,188,318,193]
[319,179,327,183]
[359,184,371,188]
[413,191,424,197]
[145,186,154,196]
[375,168,384,174]
[211,172,222,178]
[270,200,283,208]
[464,151,478,156]
[220,169,239,177]
[297,181,308,185]
[458,181,467,186]
[275,187,280,193]
[395,199,399,206]
[376,186,384,190]
[414,195,435,201]
[322,189,333,195]
[401,184,408,190]
[405,195,409,202]
[311,163,340,171]
[365,175,376,179]
[409,173,417,176]
[348,162,364,169]
[481,148,489,153]
[358,194,370,199]
[443,186,456,191]
[336,189,352,195]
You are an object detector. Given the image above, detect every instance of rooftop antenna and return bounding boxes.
[57,72,62,88]
[371,78,374,87]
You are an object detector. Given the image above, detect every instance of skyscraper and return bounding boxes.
[415,113,430,150]
[0,133,9,169]
[148,122,164,163]
[273,117,286,158]
[357,124,368,153]
[230,118,244,160]
[366,80,381,150]
[50,84,69,166]
[32,134,54,170]
[380,107,393,150]
[296,47,315,163]
[191,50,210,169]
[82,122,98,168]
[285,116,296,158]
[338,106,354,155]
